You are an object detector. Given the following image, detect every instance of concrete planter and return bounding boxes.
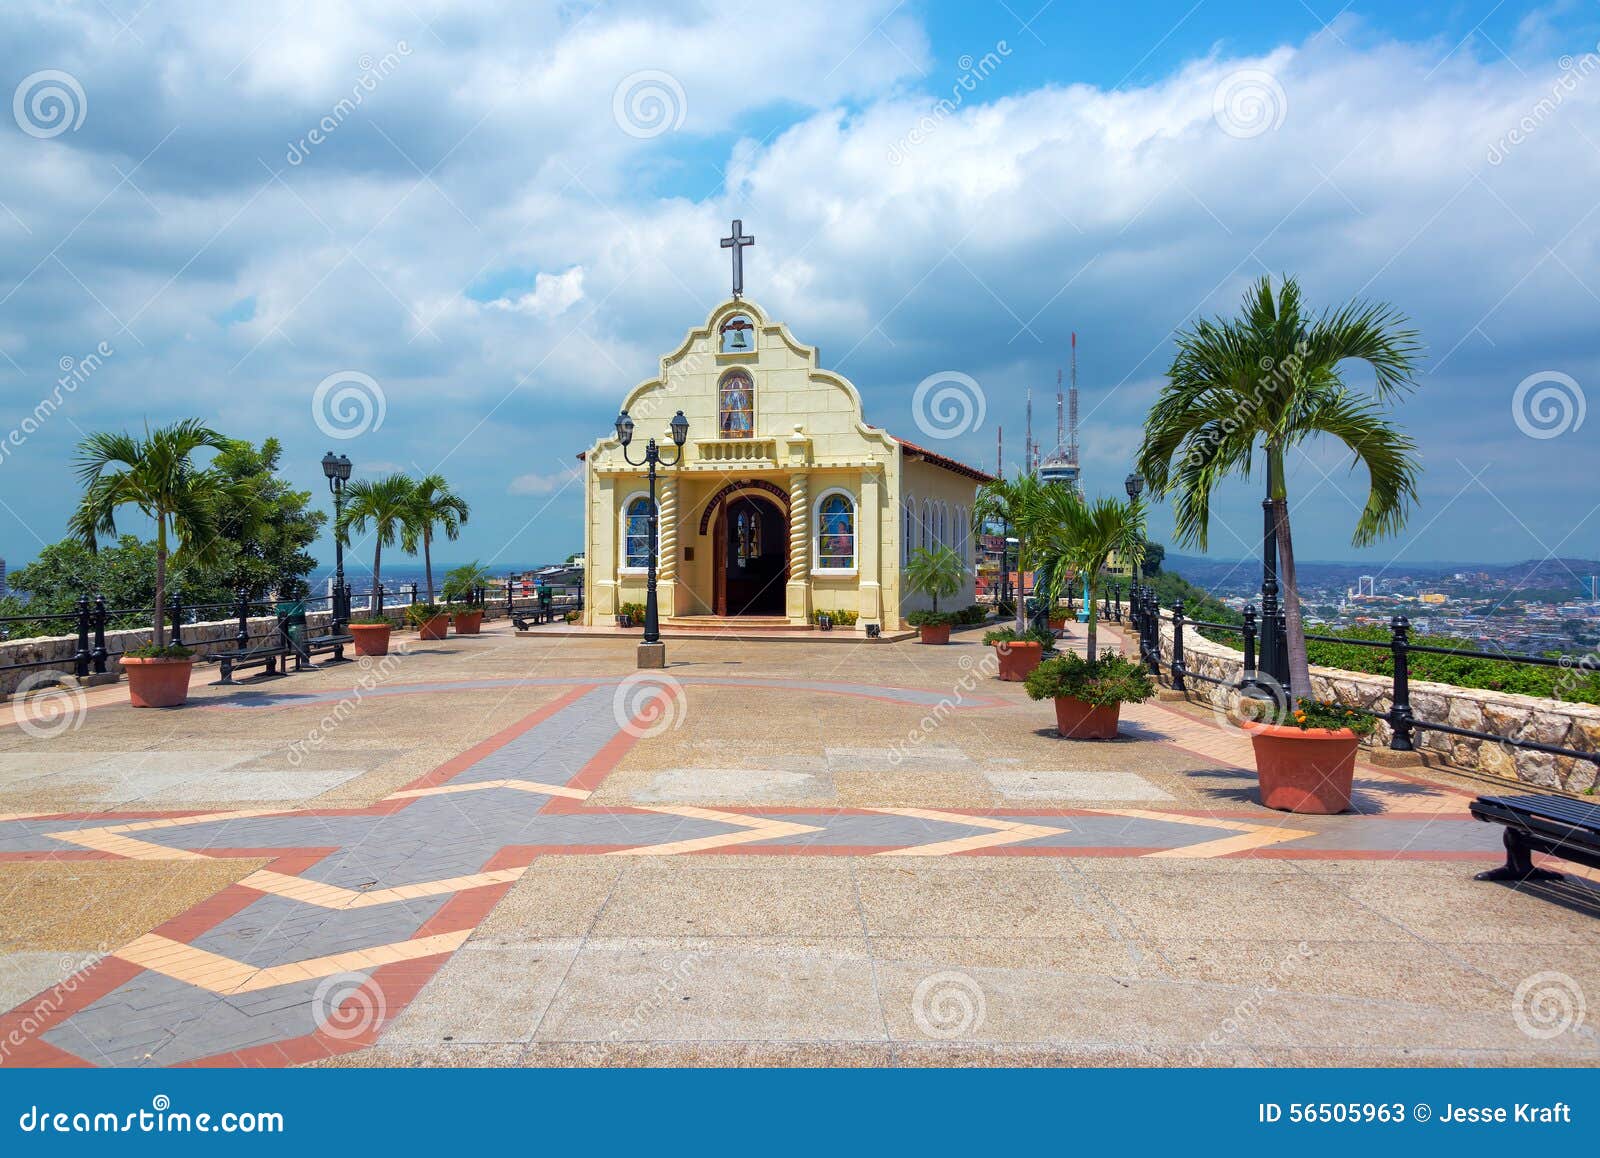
[1249,724,1360,814]
[995,641,1043,682]
[452,609,484,635]
[350,624,392,657]
[1053,696,1121,740]
[121,656,195,708]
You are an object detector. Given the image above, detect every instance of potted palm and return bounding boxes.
[973,472,1047,636]
[1035,487,1145,666]
[904,545,963,644]
[982,626,1053,681]
[1025,650,1154,739]
[1248,697,1374,813]
[403,473,469,607]
[442,561,491,635]
[1137,275,1422,810]
[338,473,416,656]
[407,602,450,640]
[70,421,247,708]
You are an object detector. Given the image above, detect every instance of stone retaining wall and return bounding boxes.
[0,596,565,698]
[1157,611,1600,794]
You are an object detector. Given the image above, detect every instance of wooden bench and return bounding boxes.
[1470,793,1600,882]
[303,631,354,664]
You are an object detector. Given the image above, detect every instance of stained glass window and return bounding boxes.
[718,371,754,438]
[624,496,652,568]
[818,493,855,569]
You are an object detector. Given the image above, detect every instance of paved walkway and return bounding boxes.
[0,625,1595,1067]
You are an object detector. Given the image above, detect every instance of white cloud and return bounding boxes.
[485,267,585,318]
[508,464,584,496]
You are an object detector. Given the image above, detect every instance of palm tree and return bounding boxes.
[1137,275,1423,697]
[70,420,245,650]
[904,545,964,613]
[337,473,416,612]
[403,473,470,606]
[1036,488,1145,662]
[972,471,1048,632]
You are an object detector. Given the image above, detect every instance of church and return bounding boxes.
[580,223,992,631]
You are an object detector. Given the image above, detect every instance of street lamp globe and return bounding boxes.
[614,410,635,447]
[669,410,689,447]
[1124,472,1145,501]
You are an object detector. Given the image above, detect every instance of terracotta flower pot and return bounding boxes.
[452,609,484,635]
[349,623,392,657]
[1053,695,1121,740]
[416,614,450,641]
[1249,724,1360,814]
[917,624,951,645]
[995,640,1043,682]
[1048,615,1068,631]
[121,656,195,708]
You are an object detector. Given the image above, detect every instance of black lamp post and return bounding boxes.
[615,408,688,661]
[1124,472,1145,589]
[322,452,352,628]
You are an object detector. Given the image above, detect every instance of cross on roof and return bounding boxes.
[719,219,754,299]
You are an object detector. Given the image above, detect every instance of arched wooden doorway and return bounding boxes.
[712,493,788,616]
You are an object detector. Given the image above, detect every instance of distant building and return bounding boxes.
[1418,592,1447,604]
[0,556,7,598]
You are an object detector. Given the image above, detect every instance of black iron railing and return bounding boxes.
[1125,585,1600,769]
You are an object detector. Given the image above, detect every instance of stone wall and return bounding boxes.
[1156,610,1600,794]
[0,596,564,698]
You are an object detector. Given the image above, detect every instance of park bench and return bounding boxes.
[210,612,291,685]
[1470,793,1600,882]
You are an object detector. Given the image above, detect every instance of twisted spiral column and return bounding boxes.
[788,473,809,582]
[657,476,678,583]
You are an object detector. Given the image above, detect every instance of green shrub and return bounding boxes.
[983,626,1054,648]
[958,604,989,625]
[123,642,194,660]
[405,603,445,627]
[1024,650,1154,707]
[350,615,390,627]
[1285,697,1378,736]
[618,601,647,621]
[907,609,957,628]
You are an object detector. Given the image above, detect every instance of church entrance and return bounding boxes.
[713,495,788,616]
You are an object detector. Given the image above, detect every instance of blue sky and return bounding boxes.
[1,0,1598,584]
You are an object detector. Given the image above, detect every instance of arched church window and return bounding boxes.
[816,492,856,570]
[921,499,933,549]
[718,370,754,438]
[624,495,653,569]
[903,497,915,564]
[719,314,755,354]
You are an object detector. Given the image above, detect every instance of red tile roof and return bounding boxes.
[894,436,995,484]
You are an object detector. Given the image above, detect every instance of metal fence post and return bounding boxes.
[235,589,250,651]
[91,595,107,674]
[1112,583,1122,623]
[373,583,384,616]
[1241,604,1257,685]
[408,581,419,607]
[1170,597,1187,691]
[74,594,90,678]
[168,593,184,648]
[1274,607,1290,688]
[505,580,514,616]
[1389,614,1415,751]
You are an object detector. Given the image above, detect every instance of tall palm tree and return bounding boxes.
[1137,275,1423,697]
[337,473,416,612]
[1036,488,1146,662]
[69,420,245,649]
[972,470,1048,632]
[402,474,470,605]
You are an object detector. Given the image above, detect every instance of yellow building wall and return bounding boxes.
[581,298,982,630]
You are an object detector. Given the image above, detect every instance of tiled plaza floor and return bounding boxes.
[0,621,1596,1067]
